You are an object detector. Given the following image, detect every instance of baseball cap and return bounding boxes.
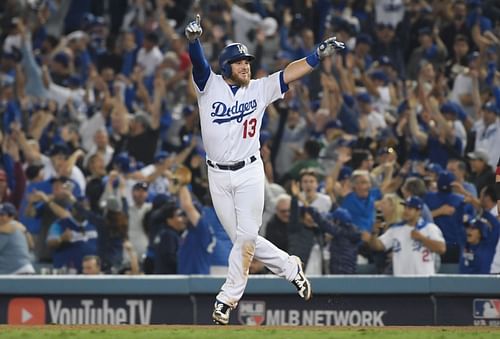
[370,70,389,84]
[338,166,353,181]
[48,143,69,157]
[483,102,500,115]
[0,202,17,216]
[325,119,343,130]
[328,208,353,225]
[356,33,373,46]
[440,102,458,116]
[53,52,70,67]
[154,150,170,163]
[418,27,432,36]
[378,55,392,66]
[182,105,195,117]
[425,162,443,175]
[133,181,149,191]
[356,92,372,104]
[437,170,456,192]
[467,217,490,238]
[113,152,131,173]
[467,149,489,164]
[401,196,423,210]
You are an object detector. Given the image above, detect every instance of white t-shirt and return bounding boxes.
[137,46,163,76]
[379,219,445,276]
[472,118,500,168]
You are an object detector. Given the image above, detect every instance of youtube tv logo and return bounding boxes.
[8,298,46,325]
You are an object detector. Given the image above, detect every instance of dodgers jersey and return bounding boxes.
[379,219,445,276]
[193,70,284,163]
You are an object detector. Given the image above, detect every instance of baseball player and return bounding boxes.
[185,15,345,324]
[367,196,446,275]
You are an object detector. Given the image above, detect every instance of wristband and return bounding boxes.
[496,166,500,176]
[306,52,320,68]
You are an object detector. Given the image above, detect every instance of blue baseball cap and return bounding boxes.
[338,166,353,181]
[182,105,195,117]
[356,92,372,103]
[328,207,353,224]
[342,94,355,107]
[437,170,456,192]
[467,217,490,238]
[418,27,432,36]
[440,102,458,116]
[401,196,423,210]
[325,119,343,130]
[483,102,500,115]
[53,52,70,67]
[0,202,17,216]
[356,33,373,46]
[48,143,70,157]
[113,152,131,173]
[370,70,389,84]
[154,151,170,163]
[378,55,392,66]
[425,162,443,174]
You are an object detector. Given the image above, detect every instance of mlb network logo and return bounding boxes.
[8,298,46,325]
[473,299,500,319]
[238,301,266,326]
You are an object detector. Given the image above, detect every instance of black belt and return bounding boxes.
[207,156,257,171]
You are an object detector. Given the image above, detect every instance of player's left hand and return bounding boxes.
[317,37,345,59]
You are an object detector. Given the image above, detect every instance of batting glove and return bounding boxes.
[185,14,203,42]
[317,37,345,59]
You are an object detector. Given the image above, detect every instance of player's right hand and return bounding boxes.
[185,14,203,42]
[317,36,345,59]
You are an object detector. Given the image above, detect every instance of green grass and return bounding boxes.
[1,326,500,339]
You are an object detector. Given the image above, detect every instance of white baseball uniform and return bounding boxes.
[193,69,299,307]
[379,219,445,276]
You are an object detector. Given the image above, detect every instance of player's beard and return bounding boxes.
[230,72,251,87]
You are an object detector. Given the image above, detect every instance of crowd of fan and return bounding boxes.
[0,0,499,276]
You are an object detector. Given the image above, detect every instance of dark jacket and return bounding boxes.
[288,197,322,269]
[306,206,362,274]
[265,215,288,252]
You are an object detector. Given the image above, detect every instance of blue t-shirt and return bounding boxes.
[178,209,215,274]
[424,191,465,246]
[204,207,231,267]
[47,218,98,272]
[341,188,382,232]
[461,211,500,274]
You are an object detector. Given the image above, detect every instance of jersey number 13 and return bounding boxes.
[243,118,257,139]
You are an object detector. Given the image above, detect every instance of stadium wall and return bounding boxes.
[0,275,499,326]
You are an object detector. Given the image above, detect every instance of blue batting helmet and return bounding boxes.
[219,43,255,78]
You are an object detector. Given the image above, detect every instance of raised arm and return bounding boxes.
[283,37,345,84]
[185,15,210,91]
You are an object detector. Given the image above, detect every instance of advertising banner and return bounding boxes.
[0,296,193,325]
[196,294,434,326]
[435,296,500,327]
